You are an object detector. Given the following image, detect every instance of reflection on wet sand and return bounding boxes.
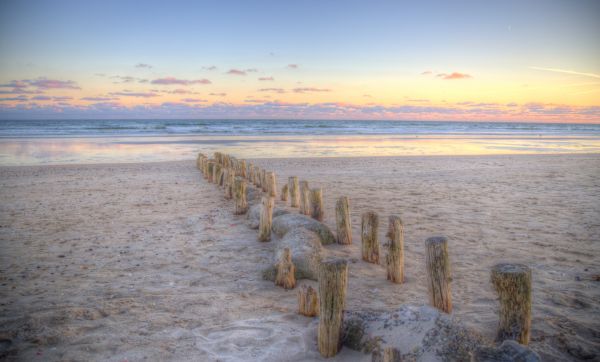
[1,134,600,165]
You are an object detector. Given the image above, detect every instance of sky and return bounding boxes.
[0,0,599,122]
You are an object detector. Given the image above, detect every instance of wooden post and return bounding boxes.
[213,163,222,184]
[248,163,254,184]
[361,212,380,264]
[240,160,247,178]
[386,216,404,284]
[281,184,289,202]
[217,167,225,187]
[318,258,348,358]
[266,171,277,197]
[254,167,261,187]
[491,263,532,345]
[289,176,300,207]
[299,180,310,215]
[425,236,452,313]
[207,161,215,182]
[297,285,319,317]
[224,169,234,199]
[258,196,274,241]
[233,177,248,215]
[275,248,296,289]
[335,196,352,245]
[309,188,324,221]
[261,169,268,192]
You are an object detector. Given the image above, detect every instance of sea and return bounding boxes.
[0,119,599,165]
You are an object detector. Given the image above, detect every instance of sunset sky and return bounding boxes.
[0,0,599,122]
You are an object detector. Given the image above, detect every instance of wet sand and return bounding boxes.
[0,154,599,361]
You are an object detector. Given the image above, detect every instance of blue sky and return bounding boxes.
[1,0,599,121]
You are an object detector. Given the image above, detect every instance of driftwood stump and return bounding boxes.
[318,258,348,358]
[299,180,310,215]
[491,263,532,345]
[266,171,277,197]
[289,176,300,207]
[386,216,404,284]
[258,196,274,241]
[372,347,402,362]
[275,248,296,289]
[335,196,352,245]
[281,184,289,202]
[425,236,452,313]
[297,284,319,317]
[309,188,324,221]
[233,177,248,215]
[361,212,380,264]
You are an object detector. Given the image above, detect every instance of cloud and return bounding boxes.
[259,88,286,94]
[0,96,28,102]
[151,77,211,85]
[246,68,258,73]
[287,64,299,69]
[111,75,138,83]
[110,91,158,98]
[135,63,153,69]
[29,78,80,89]
[202,66,218,71]
[293,87,331,93]
[81,97,115,101]
[227,69,246,76]
[421,71,432,75]
[258,76,275,81]
[182,98,208,103]
[529,66,600,79]
[437,72,472,80]
[209,92,227,97]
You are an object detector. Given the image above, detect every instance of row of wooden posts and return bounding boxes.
[196,151,533,358]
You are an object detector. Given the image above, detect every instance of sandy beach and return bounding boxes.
[1,153,599,361]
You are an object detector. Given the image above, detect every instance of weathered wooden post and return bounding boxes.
[248,163,254,183]
[213,163,222,184]
[425,236,452,313]
[386,216,404,284]
[335,196,352,245]
[318,258,348,358]
[224,169,234,200]
[207,161,215,182]
[309,188,324,221]
[261,169,268,192]
[361,212,380,263]
[240,160,247,178]
[218,167,225,187]
[254,167,261,187]
[297,284,319,317]
[288,176,300,207]
[233,177,248,214]
[491,263,532,345]
[258,196,274,241]
[275,248,296,289]
[299,180,310,215]
[281,184,289,202]
[266,171,277,197]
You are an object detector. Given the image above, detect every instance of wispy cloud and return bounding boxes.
[287,64,299,69]
[529,66,600,79]
[135,63,153,69]
[246,68,258,73]
[110,91,158,98]
[421,70,432,75]
[293,87,330,93]
[258,76,274,81]
[182,98,208,103]
[28,78,81,89]
[209,92,227,97]
[202,66,217,71]
[227,69,246,76]
[259,88,286,94]
[436,72,472,80]
[81,97,115,101]
[151,77,211,85]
